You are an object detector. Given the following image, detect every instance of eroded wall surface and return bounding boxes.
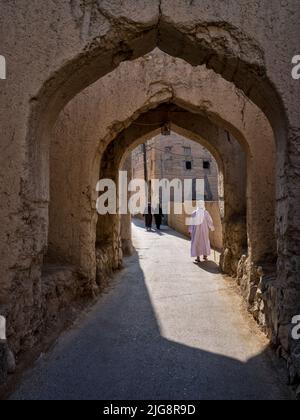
[0,1,299,382]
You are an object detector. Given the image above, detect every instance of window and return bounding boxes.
[203,160,211,170]
[183,147,192,156]
[186,161,192,170]
[164,157,173,172]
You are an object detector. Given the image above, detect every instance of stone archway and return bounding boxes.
[5,49,277,359]
[96,106,247,277]
[1,2,299,372]
[46,53,277,348]
[50,101,246,289]
[49,51,274,278]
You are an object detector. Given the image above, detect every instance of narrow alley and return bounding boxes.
[10,221,291,400]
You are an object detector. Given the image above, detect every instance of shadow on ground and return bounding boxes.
[10,222,291,400]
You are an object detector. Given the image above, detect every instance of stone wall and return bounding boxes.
[13,50,275,364]
[120,155,134,257]
[0,1,299,383]
[96,244,121,290]
[0,48,277,380]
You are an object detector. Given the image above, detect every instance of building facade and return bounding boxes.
[131,132,219,202]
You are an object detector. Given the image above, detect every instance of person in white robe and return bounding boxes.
[188,202,215,263]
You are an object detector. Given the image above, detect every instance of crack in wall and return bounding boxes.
[157,0,162,45]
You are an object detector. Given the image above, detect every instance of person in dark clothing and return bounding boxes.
[144,203,153,231]
[154,204,164,230]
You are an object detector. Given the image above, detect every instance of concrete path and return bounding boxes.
[11,220,291,400]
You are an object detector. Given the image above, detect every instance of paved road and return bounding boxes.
[11,220,291,400]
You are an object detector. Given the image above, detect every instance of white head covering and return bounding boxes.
[194,200,206,225]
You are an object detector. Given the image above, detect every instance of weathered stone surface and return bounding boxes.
[96,244,121,289]
[1,48,276,363]
[120,155,134,257]
[50,50,274,279]
[0,0,299,384]
[98,0,160,27]
[221,217,247,276]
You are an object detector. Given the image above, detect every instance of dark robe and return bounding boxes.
[154,206,163,229]
[144,205,153,229]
